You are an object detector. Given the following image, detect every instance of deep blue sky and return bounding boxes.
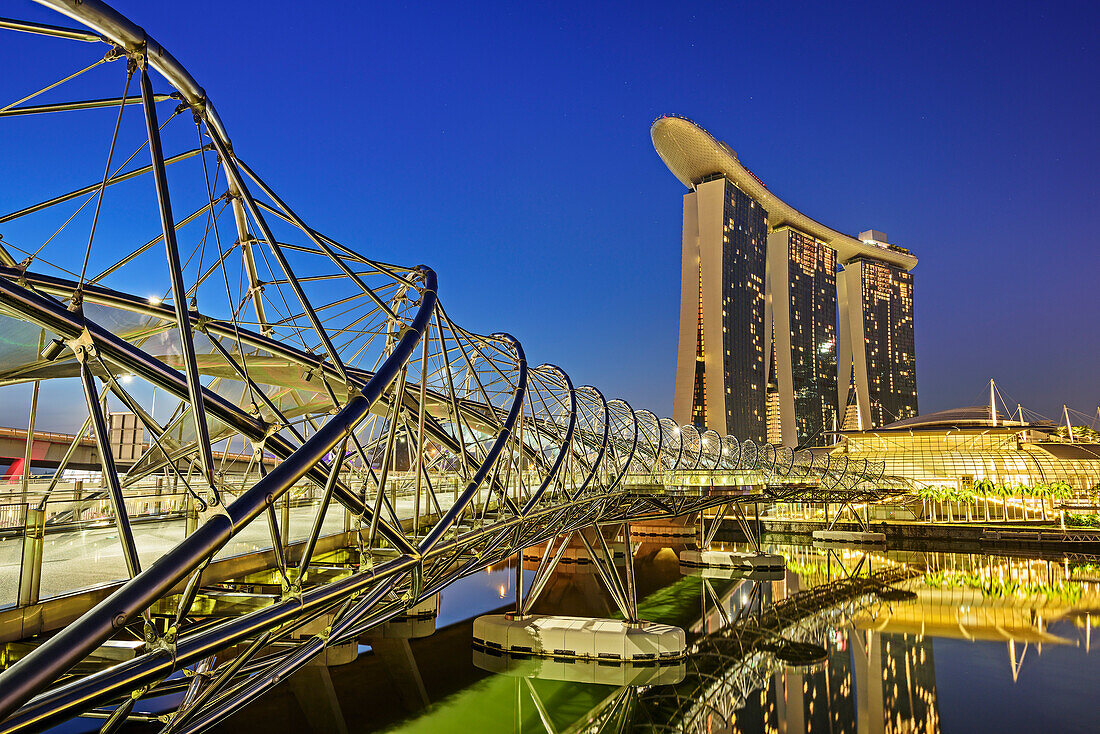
[4,0,1098,425]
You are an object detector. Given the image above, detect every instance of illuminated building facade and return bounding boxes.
[767,226,839,446]
[653,115,919,443]
[674,175,769,440]
[833,406,1100,492]
[838,234,918,429]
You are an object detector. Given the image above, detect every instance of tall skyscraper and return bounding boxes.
[652,115,918,444]
[674,175,769,440]
[838,234,918,429]
[767,226,839,446]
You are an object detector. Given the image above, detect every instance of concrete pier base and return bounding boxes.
[370,595,439,639]
[472,614,685,662]
[679,549,784,571]
[690,565,787,581]
[363,637,430,711]
[812,529,886,545]
[472,649,686,686]
[521,544,622,567]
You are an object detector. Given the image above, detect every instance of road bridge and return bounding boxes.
[0,2,909,731]
[0,425,273,478]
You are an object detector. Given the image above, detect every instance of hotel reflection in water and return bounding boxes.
[732,627,939,733]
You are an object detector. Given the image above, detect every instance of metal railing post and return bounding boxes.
[17,506,45,607]
[281,492,291,557]
[185,491,199,536]
[20,379,40,508]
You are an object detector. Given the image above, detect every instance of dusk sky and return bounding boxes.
[3,0,1098,428]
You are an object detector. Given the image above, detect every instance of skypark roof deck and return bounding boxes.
[651,115,918,270]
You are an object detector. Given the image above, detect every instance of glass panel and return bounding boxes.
[41,489,128,599]
[0,501,27,609]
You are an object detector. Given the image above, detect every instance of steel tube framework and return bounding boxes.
[0,3,910,730]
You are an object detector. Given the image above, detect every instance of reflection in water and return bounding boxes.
[219,543,1100,734]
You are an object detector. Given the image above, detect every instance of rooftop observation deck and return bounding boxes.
[651,115,919,271]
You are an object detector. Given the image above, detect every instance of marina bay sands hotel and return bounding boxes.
[652,115,918,447]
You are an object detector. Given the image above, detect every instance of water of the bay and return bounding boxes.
[216,539,1100,733]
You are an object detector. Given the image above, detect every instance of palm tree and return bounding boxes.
[1014,482,1031,521]
[993,482,1011,522]
[916,485,935,522]
[975,479,995,522]
[927,485,943,523]
[929,486,942,522]
[958,485,977,522]
[942,485,956,522]
[1051,481,1073,528]
[1033,482,1050,522]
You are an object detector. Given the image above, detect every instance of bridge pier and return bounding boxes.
[681,501,785,574]
[813,498,885,545]
[472,648,686,686]
[352,595,438,715]
[292,613,359,667]
[475,525,687,664]
[361,638,430,712]
[472,614,685,663]
[364,595,439,640]
[521,532,624,568]
[679,549,785,573]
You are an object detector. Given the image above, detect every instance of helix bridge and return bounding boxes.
[0,1,910,730]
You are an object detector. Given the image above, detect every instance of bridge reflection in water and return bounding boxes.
[200,542,1100,734]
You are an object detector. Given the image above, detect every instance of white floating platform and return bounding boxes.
[521,545,623,565]
[682,565,787,582]
[812,529,886,545]
[679,549,785,571]
[472,614,685,663]
[472,649,686,686]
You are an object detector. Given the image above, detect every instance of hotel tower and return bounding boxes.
[652,116,918,445]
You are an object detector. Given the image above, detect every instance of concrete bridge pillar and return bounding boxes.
[288,664,348,734]
[360,637,430,712]
[358,595,438,714]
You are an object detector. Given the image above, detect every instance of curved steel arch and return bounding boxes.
[680,424,703,471]
[0,3,911,729]
[633,409,663,476]
[657,417,683,470]
[605,398,639,490]
[701,429,723,470]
